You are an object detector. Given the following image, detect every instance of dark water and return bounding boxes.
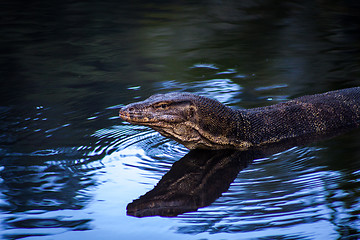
[1,1,360,239]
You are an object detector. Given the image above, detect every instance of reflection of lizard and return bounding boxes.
[126,149,250,217]
[120,87,360,150]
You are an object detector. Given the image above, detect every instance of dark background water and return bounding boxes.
[1,0,360,239]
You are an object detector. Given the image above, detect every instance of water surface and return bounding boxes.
[1,1,360,239]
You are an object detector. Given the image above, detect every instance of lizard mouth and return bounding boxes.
[119,108,156,124]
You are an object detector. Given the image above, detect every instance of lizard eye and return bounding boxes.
[153,103,169,109]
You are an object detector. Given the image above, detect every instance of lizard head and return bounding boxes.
[119,92,236,149]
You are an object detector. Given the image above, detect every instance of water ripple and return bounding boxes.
[92,124,187,161]
[157,78,242,105]
[30,149,59,156]
[190,63,219,69]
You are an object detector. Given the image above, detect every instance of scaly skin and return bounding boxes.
[119,87,360,150]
